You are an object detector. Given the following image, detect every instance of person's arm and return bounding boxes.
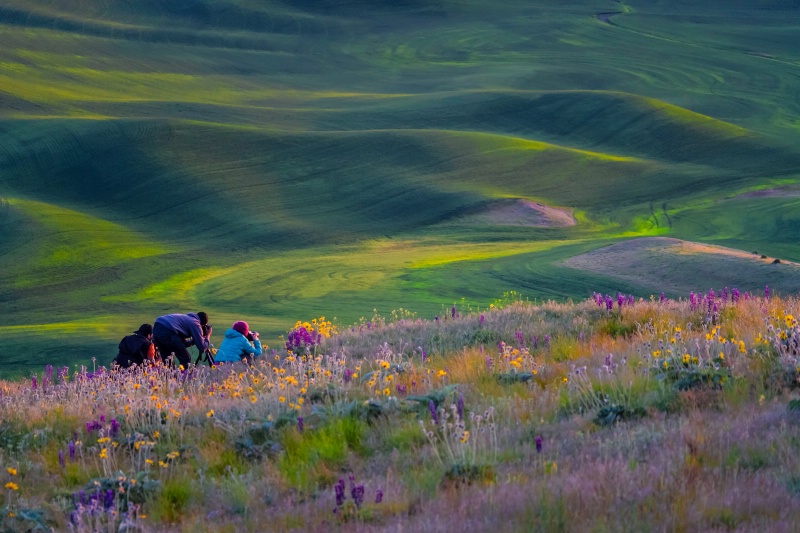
[250,339,262,356]
[243,332,262,356]
[189,321,210,352]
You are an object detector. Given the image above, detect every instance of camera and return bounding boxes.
[247,331,258,342]
[202,323,212,337]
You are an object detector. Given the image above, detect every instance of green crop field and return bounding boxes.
[1,0,799,374]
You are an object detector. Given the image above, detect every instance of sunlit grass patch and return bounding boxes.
[4,198,173,286]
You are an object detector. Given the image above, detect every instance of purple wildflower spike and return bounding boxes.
[104,489,115,510]
[429,400,439,424]
[351,484,365,508]
[334,479,346,507]
[375,489,383,504]
[535,435,543,453]
[297,417,304,433]
[457,393,465,421]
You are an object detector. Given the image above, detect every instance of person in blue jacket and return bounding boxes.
[214,321,262,366]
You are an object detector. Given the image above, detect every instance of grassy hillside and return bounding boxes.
[1,0,800,372]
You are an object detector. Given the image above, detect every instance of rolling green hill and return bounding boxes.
[1,0,799,374]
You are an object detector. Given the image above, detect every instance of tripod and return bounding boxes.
[194,345,217,367]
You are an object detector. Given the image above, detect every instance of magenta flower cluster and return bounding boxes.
[285,325,320,353]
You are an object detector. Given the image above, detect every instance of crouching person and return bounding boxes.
[214,321,262,367]
[153,311,212,370]
[114,324,157,369]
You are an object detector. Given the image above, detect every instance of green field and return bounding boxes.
[1,0,799,373]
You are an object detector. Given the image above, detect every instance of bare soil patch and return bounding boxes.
[564,237,800,293]
[456,199,576,228]
[733,187,800,199]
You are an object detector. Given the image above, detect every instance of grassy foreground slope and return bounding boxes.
[1,0,800,371]
[3,295,800,530]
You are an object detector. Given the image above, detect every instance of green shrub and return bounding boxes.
[154,478,194,524]
[598,316,637,339]
[277,416,367,493]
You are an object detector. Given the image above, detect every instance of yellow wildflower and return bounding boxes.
[5,482,18,491]
[279,396,286,403]
[99,448,108,459]
[6,468,17,476]
[460,430,470,443]
[250,395,258,404]
[739,341,746,353]
[383,388,391,396]
[437,370,447,378]
[206,410,215,418]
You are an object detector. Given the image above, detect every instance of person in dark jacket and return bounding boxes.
[152,311,212,369]
[114,324,156,369]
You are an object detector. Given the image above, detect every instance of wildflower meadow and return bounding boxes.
[4,289,800,531]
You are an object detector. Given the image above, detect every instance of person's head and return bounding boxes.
[232,321,249,337]
[197,312,209,326]
[136,324,153,338]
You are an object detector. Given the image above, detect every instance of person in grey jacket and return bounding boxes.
[153,311,212,369]
[214,321,262,366]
